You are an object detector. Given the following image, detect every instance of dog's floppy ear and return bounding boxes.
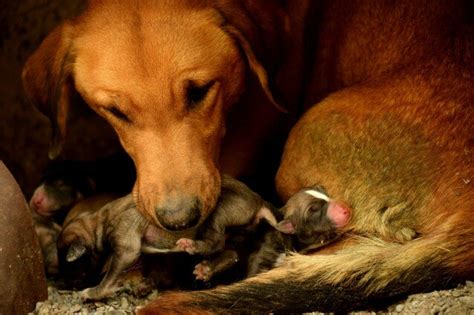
[66,239,87,262]
[22,23,75,159]
[223,25,288,113]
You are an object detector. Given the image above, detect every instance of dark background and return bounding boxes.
[0,0,124,197]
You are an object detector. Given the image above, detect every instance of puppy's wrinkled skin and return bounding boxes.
[171,175,284,281]
[58,175,277,299]
[58,194,194,300]
[173,175,281,256]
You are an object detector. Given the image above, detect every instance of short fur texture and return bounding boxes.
[23,0,473,313]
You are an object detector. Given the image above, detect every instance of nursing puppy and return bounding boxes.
[248,186,351,277]
[29,153,135,223]
[30,154,134,275]
[57,194,189,300]
[58,175,281,300]
[36,195,118,276]
[174,175,287,256]
[192,186,352,282]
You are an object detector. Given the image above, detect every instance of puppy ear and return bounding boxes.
[223,25,288,113]
[22,23,75,159]
[276,220,296,234]
[66,239,87,262]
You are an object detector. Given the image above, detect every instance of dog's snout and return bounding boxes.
[155,198,201,231]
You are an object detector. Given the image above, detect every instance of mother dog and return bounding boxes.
[23,0,473,313]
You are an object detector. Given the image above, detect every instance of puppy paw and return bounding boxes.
[80,286,114,301]
[193,260,212,281]
[175,238,196,254]
[274,253,288,267]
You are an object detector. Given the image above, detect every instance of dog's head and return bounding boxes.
[23,1,287,231]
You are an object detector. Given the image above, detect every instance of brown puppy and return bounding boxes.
[191,186,352,281]
[34,194,117,276]
[58,194,192,300]
[23,0,473,313]
[247,186,352,277]
[29,155,133,275]
[171,175,289,282]
[29,153,134,221]
[58,175,279,300]
[173,175,285,256]
[31,211,62,275]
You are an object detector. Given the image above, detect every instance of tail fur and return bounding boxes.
[138,231,473,314]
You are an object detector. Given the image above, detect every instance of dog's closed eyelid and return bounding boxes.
[185,80,216,109]
[104,106,131,123]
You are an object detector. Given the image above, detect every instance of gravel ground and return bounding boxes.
[32,283,159,315]
[32,281,474,314]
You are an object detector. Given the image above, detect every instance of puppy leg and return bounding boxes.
[194,250,239,281]
[81,246,141,300]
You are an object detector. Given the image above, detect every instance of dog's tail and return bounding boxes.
[137,228,473,314]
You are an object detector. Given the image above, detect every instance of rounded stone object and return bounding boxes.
[0,161,47,314]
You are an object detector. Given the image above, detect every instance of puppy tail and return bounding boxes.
[137,231,473,314]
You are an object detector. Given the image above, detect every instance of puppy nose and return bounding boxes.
[33,196,44,207]
[155,198,201,231]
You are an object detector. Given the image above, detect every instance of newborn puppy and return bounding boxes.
[29,153,134,275]
[29,153,135,222]
[59,175,284,297]
[248,186,352,277]
[172,175,292,281]
[57,194,195,300]
[37,195,118,276]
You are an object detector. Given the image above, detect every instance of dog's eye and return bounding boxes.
[105,106,131,123]
[186,80,215,109]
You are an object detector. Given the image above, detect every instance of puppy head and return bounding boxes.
[56,219,102,288]
[280,186,351,245]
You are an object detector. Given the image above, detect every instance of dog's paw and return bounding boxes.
[175,238,196,254]
[193,260,212,281]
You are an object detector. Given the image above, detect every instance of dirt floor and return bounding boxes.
[32,281,474,314]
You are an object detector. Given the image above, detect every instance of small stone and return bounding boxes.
[452,290,462,297]
[395,304,404,312]
[69,304,82,312]
[121,297,129,308]
[430,306,440,314]
[459,297,474,308]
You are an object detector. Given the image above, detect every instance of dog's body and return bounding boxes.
[23,0,473,313]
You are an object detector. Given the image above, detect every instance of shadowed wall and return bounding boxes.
[0,0,121,197]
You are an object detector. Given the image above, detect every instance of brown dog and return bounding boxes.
[23,0,473,313]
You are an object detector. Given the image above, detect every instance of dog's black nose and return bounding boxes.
[155,197,201,231]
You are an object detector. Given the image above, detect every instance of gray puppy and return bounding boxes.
[247,186,352,277]
[58,175,284,299]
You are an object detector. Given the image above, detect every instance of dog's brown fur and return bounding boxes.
[24,0,473,313]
